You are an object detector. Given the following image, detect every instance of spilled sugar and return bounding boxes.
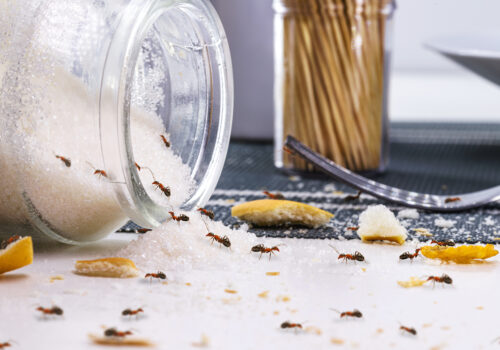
[397,209,420,220]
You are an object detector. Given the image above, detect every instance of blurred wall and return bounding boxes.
[212,0,500,139]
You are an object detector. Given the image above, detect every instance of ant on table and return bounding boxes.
[329,245,365,262]
[55,155,71,167]
[331,308,363,319]
[399,248,421,261]
[1,235,21,249]
[206,233,231,248]
[169,211,189,222]
[144,272,167,283]
[122,307,144,319]
[281,321,303,330]
[263,191,285,200]
[104,328,133,338]
[344,191,361,201]
[431,240,455,247]
[251,244,282,260]
[400,324,417,336]
[426,274,453,287]
[36,306,64,318]
[0,341,15,349]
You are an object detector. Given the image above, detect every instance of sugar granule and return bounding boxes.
[434,218,456,229]
[397,209,419,220]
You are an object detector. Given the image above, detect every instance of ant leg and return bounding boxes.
[259,252,262,260]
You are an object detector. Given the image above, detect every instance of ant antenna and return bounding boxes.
[329,308,341,314]
[328,245,340,254]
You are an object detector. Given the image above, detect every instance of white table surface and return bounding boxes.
[1,233,499,349]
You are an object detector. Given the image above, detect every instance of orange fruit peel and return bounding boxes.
[420,244,498,264]
[0,236,33,274]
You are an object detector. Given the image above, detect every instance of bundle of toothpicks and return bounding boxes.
[277,0,393,171]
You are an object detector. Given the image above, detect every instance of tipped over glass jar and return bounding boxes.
[0,0,233,244]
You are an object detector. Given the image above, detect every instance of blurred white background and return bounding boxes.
[211,0,500,139]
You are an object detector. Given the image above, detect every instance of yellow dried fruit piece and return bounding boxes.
[397,277,427,288]
[420,244,498,263]
[74,257,139,278]
[0,236,33,274]
[88,334,153,347]
[231,199,333,228]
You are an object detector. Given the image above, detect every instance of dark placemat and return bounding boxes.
[122,122,500,243]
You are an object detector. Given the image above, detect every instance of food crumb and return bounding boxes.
[222,297,241,304]
[376,328,384,334]
[434,218,456,229]
[305,326,322,335]
[258,291,269,298]
[476,306,484,310]
[361,268,366,272]
[413,227,433,237]
[275,295,291,302]
[422,323,432,328]
[225,199,236,204]
[191,334,210,348]
[273,310,279,315]
[330,338,344,345]
[266,272,280,276]
[398,209,419,220]
[224,289,237,294]
[49,275,64,283]
[185,282,191,286]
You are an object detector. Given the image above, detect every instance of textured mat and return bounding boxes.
[122,123,500,243]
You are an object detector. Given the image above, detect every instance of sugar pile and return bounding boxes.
[397,208,420,220]
[0,65,194,240]
[434,217,456,229]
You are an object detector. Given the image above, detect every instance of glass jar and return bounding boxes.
[273,0,395,173]
[0,0,233,244]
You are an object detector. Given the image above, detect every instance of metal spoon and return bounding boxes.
[284,135,500,212]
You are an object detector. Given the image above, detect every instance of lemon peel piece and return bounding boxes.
[397,277,427,288]
[231,199,333,228]
[420,244,498,264]
[75,257,139,278]
[0,236,33,274]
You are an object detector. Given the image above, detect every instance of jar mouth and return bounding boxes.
[100,0,233,228]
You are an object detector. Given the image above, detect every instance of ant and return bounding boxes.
[1,235,21,249]
[431,240,455,247]
[144,272,167,282]
[251,244,280,260]
[399,248,420,261]
[55,155,71,167]
[263,191,285,200]
[169,211,189,222]
[329,245,365,262]
[331,308,363,319]
[206,233,231,248]
[282,146,295,155]
[122,308,144,318]
[134,162,141,171]
[400,325,417,336]
[198,208,215,220]
[281,321,302,330]
[346,226,359,231]
[152,181,171,197]
[445,197,461,203]
[104,328,133,338]
[344,190,361,201]
[427,274,453,287]
[0,342,13,349]
[137,228,152,233]
[36,306,64,317]
[160,135,171,148]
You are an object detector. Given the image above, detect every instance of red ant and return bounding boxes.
[331,308,363,319]
[344,191,361,201]
[87,162,108,179]
[427,274,453,286]
[431,240,455,247]
[330,245,365,262]
[152,181,171,197]
[36,306,64,317]
[169,211,189,222]
[282,146,295,155]
[160,135,171,148]
[1,235,21,249]
[263,191,285,200]
[399,248,420,261]
[281,321,302,330]
[145,272,167,282]
[104,328,133,338]
[134,162,141,171]
[55,155,71,167]
[400,325,417,336]
[198,208,214,220]
[122,308,144,318]
[137,228,152,233]
[347,226,359,231]
[206,233,231,248]
[0,342,13,349]
[251,244,280,260]
[445,197,461,203]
